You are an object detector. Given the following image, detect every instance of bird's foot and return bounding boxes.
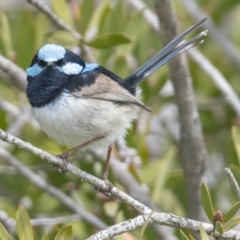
[53,153,69,173]
[95,172,114,197]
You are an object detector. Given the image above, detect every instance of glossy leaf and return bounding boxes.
[85,0,110,36]
[199,224,209,240]
[232,126,240,164]
[41,231,49,240]
[0,222,12,240]
[84,32,131,48]
[47,31,78,48]
[223,216,240,232]
[80,0,95,33]
[152,147,177,202]
[215,221,224,235]
[0,12,13,58]
[51,0,73,26]
[224,201,240,223]
[179,229,190,240]
[201,183,214,222]
[16,205,34,240]
[55,225,72,240]
[116,10,145,56]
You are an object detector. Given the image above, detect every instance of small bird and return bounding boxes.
[26,19,207,189]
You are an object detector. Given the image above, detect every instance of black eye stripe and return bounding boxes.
[36,58,66,67]
[37,58,46,67]
[55,58,66,66]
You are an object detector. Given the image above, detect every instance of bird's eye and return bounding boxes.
[55,58,66,66]
[37,58,46,67]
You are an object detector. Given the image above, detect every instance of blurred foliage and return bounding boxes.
[0,205,73,240]
[0,0,240,239]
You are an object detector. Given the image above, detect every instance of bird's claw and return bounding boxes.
[53,154,69,173]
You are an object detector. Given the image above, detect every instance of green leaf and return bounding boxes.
[84,32,131,48]
[34,14,48,50]
[47,31,78,48]
[223,216,240,231]
[199,224,209,240]
[55,225,72,240]
[179,229,190,240]
[201,182,214,222]
[115,10,145,56]
[215,221,224,235]
[140,209,155,239]
[16,205,34,240]
[0,222,12,240]
[41,231,49,240]
[152,147,177,202]
[85,0,110,35]
[80,0,95,34]
[232,126,240,164]
[51,0,73,26]
[224,201,240,223]
[0,12,13,58]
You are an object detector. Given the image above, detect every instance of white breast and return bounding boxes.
[33,92,141,150]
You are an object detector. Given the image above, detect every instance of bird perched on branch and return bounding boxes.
[26,18,207,191]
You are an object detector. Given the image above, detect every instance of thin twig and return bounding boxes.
[188,48,240,116]
[0,55,26,91]
[225,168,240,200]
[0,211,83,229]
[0,100,21,118]
[0,128,151,214]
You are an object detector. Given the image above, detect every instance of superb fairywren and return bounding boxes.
[26,19,207,189]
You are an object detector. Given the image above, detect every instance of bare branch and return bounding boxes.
[188,48,240,116]
[153,0,207,226]
[87,215,149,240]
[0,100,21,118]
[31,214,82,226]
[127,0,159,31]
[0,55,26,91]
[0,128,152,214]
[87,212,240,240]
[0,211,83,229]
[225,168,240,200]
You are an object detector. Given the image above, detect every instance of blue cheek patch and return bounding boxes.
[62,62,83,75]
[26,64,43,77]
[82,63,99,73]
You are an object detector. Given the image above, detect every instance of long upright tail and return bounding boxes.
[124,18,208,88]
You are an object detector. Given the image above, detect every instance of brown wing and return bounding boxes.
[71,74,151,112]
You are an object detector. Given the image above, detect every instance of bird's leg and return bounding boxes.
[102,145,114,192]
[56,135,105,173]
